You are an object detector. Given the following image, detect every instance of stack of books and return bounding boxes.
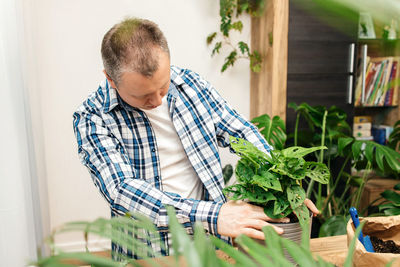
[372,125,393,145]
[353,116,373,140]
[354,56,400,106]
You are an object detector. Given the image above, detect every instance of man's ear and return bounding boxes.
[103,70,117,89]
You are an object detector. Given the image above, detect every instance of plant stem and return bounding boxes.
[294,113,300,146]
[322,154,351,214]
[306,110,327,198]
[353,163,372,209]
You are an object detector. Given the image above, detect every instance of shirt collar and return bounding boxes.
[103,79,120,113]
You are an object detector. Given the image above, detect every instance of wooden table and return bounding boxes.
[72,235,349,266]
[310,235,348,266]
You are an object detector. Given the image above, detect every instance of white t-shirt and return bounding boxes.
[143,97,203,199]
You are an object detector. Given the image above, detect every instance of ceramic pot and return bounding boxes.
[239,217,312,265]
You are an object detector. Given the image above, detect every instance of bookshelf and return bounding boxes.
[354,38,400,141]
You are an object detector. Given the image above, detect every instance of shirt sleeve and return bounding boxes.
[72,110,222,236]
[194,73,272,154]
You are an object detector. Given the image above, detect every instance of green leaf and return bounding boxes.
[304,162,330,184]
[287,184,306,209]
[394,183,400,190]
[229,136,271,168]
[264,199,292,219]
[344,222,364,267]
[261,227,294,265]
[224,184,276,204]
[383,207,400,216]
[166,207,202,267]
[238,41,249,54]
[338,137,354,155]
[282,146,327,158]
[249,50,262,73]
[210,236,256,266]
[319,215,347,237]
[351,141,364,160]
[293,203,310,227]
[223,184,249,200]
[269,155,306,180]
[222,164,233,184]
[206,32,217,45]
[211,42,222,56]
[279,236,317,267]
[252,171,282,191]
[273,196,290,216]
[364,141,375,163]
[357,141,400,173]
[34,252,121,267]
[234,235,273,267]
[381,190,400,204]
[221,50,238,72]
[388,120,400,149]
[235,159,255,183]
[231,21,243,32]
[251,113,287,150]
[246,186,276,204]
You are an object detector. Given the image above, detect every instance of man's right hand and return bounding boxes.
[217,200,289,240]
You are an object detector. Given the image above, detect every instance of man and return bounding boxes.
[73,17,318,259]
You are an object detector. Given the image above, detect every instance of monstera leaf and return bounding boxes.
[304,162,330,184]
[229,136,271,168]
[282,146,327,158]
[388,120,400,150]
[251,113,287,150]
[338,137,400,173]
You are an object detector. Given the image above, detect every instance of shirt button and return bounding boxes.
[155,176,159,179]
[152,148,156,152]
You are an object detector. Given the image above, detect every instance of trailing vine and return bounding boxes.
[207,0,265,73]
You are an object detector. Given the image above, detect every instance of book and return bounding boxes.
[368,59,386,105]
[384,60,397,105]
[364,61,382,105]
[391,57,400,106]
[354,129,372,138]
[355,136,374,141]
[354,116,372,123]
[376,58,393,105]
[353,122,372,131]
[355,57,371,106]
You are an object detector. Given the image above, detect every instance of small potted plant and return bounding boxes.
[224,136,330,256]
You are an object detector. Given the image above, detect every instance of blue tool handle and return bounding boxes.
[349,207,375,253]
[349,207,365,245]
[364,236,375,253]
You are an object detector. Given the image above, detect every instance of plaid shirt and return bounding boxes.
[73,66,271,259]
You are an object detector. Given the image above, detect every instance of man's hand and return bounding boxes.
[217,199,320,240]
[217,200,289,240]
[304,198,320,216]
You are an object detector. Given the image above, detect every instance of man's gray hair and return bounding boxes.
[101,17,170,86]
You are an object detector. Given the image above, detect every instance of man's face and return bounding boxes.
[106,50,171,110]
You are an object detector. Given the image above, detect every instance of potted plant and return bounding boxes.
[224,136,330,258]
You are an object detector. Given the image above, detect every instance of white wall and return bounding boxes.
[27,0,251,250]
[0,0,40,264]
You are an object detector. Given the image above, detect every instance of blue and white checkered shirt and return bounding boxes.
[73,66,271,259]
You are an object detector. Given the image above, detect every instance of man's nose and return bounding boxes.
[150,93,163,107]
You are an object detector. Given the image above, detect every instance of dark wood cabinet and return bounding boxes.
[286,0,359,133]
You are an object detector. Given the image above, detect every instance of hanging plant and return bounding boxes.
[207,0,265,73]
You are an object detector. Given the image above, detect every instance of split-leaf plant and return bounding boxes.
[287,103,400,237]
[224,136,330,226]
[367,183,400,216]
